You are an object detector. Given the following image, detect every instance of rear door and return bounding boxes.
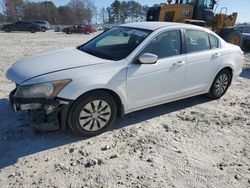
[183,29,222,95]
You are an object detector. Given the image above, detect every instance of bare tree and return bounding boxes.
[100,7,108,24]
[68,0,95,24]
[3,0,24,22]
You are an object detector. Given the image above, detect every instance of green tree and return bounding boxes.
[23,1,58,24]
[57,5,74,24]
[0,12,5,23]
[107,0,148,24]
[109,0,122,24]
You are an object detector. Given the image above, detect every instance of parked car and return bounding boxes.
[6,22,244,136]
[95,25,103,31]
[237,24,250,50]
[54,26,63,32]
[2,21,41,33]
[32,20,50,31]
[62,24,96,34]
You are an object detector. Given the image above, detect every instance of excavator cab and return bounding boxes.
[146,0,243,47]
[147,0,216,25]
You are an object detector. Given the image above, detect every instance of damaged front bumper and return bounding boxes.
[9,89,73,132]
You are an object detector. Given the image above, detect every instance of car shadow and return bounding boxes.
[240,68,250,79]
[0,95,211,169]
[113,95,211,130]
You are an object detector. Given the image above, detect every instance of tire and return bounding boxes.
[207,69,232,99]
[69,91,117,137]
[41,27,46,32]
[4,28,11,32]
[30,29,35,33]
[221,29,243,47]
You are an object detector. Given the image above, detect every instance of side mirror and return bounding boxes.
[138,53,158,64]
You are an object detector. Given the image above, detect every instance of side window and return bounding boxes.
[186,30,210,53]
[209,34,219,49]
[141,30,181,59]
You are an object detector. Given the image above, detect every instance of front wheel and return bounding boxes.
[69,91,117,137]
[4,28,11,32]
[207,69,232,99]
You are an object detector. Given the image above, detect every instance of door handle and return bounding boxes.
[173,61,185,67]
[212,52,221,57]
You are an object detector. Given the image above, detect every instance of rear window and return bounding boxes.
[34,21,46,24]
[209,34,219,49]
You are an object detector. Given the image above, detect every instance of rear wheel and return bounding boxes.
[207,69,232,99]
[30,29,36,33]
[220,29,243,47]
[69,91,117,137]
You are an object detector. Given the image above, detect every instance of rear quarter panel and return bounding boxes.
[220,44,244,81]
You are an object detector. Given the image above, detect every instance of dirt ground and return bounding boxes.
[0,30,249,188]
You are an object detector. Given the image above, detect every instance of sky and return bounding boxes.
[13,0,250,23]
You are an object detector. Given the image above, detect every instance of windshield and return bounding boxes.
[78,27,152,61]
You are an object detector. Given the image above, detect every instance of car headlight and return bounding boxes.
[14,79,71,99]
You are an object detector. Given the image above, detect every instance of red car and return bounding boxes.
[62,24,96,34]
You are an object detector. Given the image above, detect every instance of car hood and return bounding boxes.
[6,47,109,84]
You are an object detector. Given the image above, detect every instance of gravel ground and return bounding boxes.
[0,30,250,188]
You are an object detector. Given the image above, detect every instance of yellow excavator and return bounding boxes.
[147,0,242,46]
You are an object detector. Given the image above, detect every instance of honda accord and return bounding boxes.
[6,22,244,136]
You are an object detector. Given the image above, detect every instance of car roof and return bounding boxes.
[120,21,206,31]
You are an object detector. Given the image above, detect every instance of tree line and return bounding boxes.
[0,0,149,24]
[106,0,149,24]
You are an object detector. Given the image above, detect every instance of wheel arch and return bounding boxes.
[60,88,125,131]
[72,88,125,118]
[208,65,234,90]
[86,88,124,117]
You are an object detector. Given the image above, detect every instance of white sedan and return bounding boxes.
[6,22,244,136]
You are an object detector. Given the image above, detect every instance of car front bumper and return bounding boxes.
[9,89,73,131]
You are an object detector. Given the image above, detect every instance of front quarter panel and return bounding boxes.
[22,61,128,109]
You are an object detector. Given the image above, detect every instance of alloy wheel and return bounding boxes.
[214,74,229,97]
[78,100,111,132]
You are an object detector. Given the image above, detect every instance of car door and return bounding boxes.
[127,30,186,110]
[182,29,222,95]
[12,21,22,31]
[20,21,29,31]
